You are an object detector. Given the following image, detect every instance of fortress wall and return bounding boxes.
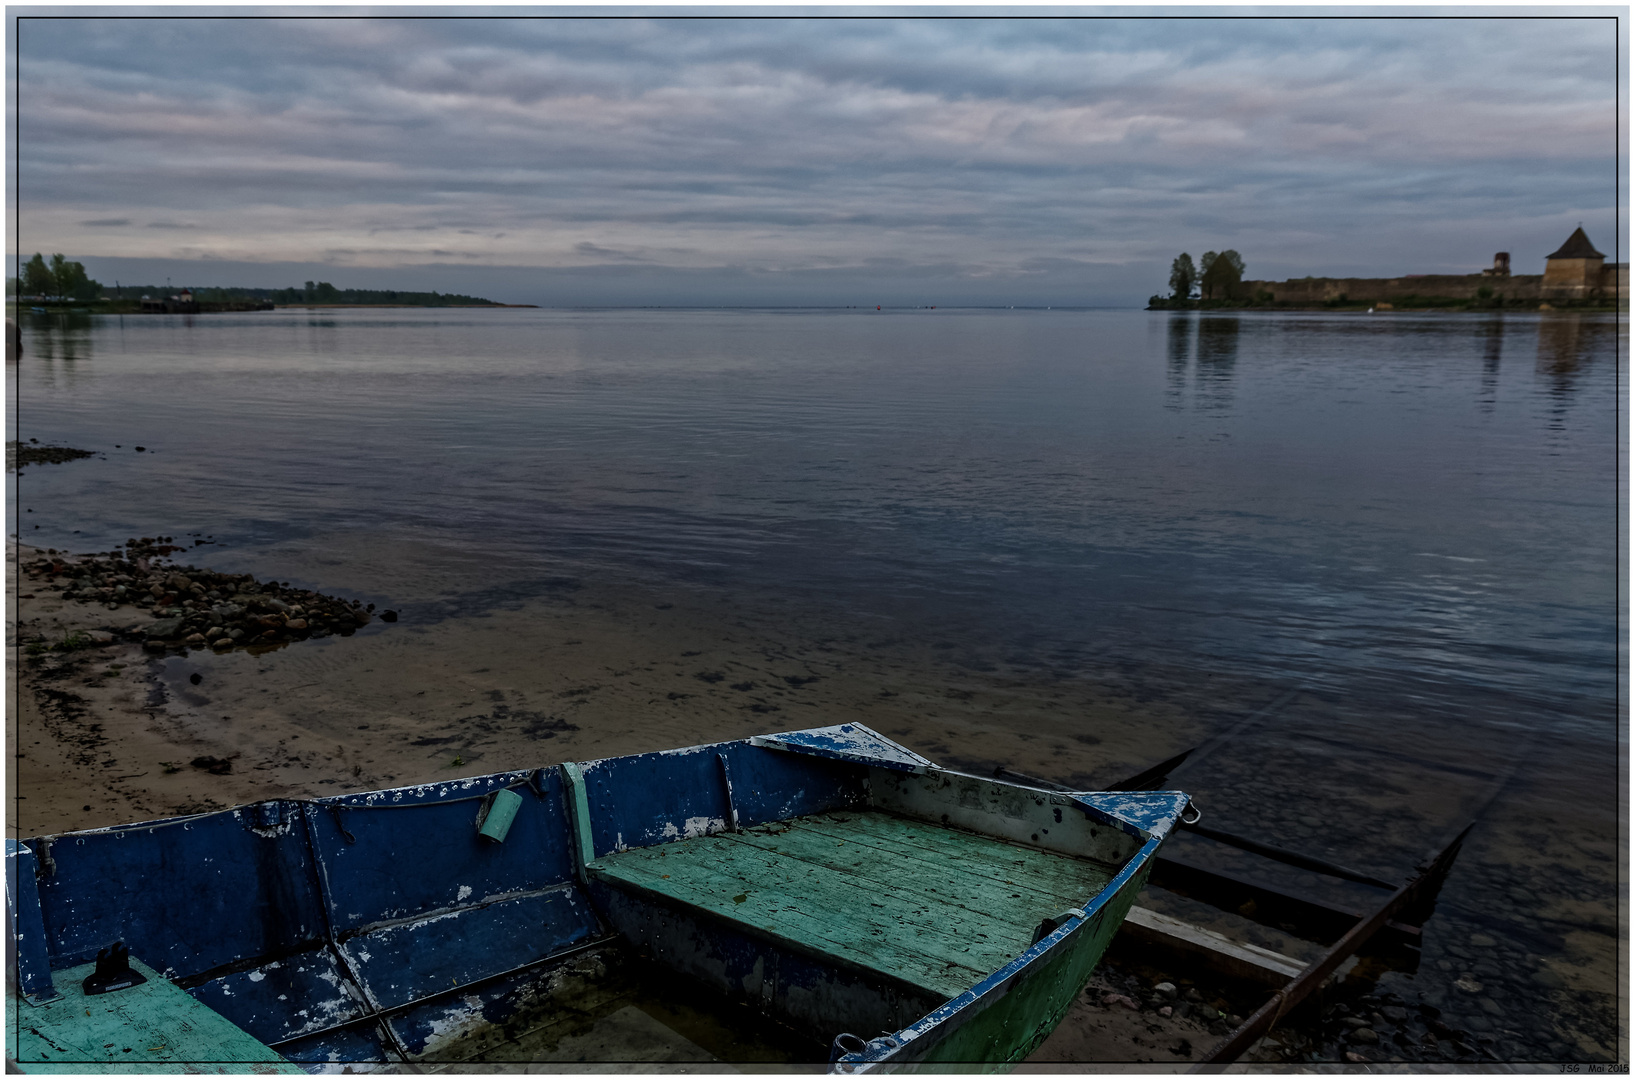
[1236,274,1544,303]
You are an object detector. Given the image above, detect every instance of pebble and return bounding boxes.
[1454,977,1483,993]
[1153,981,1177,999]
[1348,1028,1379,1045]
[1101,993,1140,1010]
[1158,1005,1173,1018]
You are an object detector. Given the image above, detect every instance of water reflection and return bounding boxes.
[24,310,95,364]
[1165,315,1194,411]
[1534,315,1613,428]
[1478,317,1504,413]
[21,312,96,393]
[1194,317,1239,411]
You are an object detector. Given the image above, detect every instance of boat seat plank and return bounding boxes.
[746,812,1117,899]
[587,810,1115,1002]
[591,842,994,997]
[5,957,302,1074]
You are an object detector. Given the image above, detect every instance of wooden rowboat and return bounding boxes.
[6,724,1191,1071]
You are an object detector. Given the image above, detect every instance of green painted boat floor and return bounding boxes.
[587,810,1118,1002]
[6,957,302,1074]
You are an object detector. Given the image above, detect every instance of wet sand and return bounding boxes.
[8,542,1202,837]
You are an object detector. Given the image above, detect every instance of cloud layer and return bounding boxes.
[13,14,1624,304]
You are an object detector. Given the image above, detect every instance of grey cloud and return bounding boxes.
[79,217,130,226]
[574,242,648,262]
[17,17,1621,304]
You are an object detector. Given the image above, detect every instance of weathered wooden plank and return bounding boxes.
[730,816,1112,911]
[591,849,989,998]
[778,810,1124,875]
[595,835,1008,982]
[717,841,1086,946]
[590,810,1116,1002]
[6,958,302,1074]
[1118,906,1305,988]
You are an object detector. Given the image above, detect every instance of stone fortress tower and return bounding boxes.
[1541,226,1626,300]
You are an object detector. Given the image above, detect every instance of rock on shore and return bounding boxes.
[20,537,394,656]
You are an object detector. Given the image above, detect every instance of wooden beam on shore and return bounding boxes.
[1117,906,1305,989]
[1147,853,1421,950]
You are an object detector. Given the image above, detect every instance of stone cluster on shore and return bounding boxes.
[22,537,397,655]
[7,440,98,469]
[1090,963,1501,1065]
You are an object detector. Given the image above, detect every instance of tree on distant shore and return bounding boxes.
[18,252,101,300]
[1199,250,1245,300]
[21,254,54,296]
[1169,253,1197,300]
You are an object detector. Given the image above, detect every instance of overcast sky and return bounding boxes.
[10,10,1626,305]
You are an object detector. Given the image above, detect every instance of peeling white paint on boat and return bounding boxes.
[660,815,725,841]
[416,993,490,1056]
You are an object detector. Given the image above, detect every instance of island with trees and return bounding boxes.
[1148,250,1245,309]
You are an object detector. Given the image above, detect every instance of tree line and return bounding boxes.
[107,282,498,306]
[8,263,502,307]
[263,281,500,306]
[14,253,103,302]
[1167,250,1245,301]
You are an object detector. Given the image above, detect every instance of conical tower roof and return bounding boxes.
[1546,227,1605,260]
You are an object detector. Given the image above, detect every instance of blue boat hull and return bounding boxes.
[6,725,1188,1070]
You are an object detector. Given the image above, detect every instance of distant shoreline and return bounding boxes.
[8,301,539,314]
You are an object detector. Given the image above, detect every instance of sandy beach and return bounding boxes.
[8,540,1204,839]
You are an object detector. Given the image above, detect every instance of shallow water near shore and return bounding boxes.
[10,306,1624,1061]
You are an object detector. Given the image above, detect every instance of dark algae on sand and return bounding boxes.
[21,537,396,656]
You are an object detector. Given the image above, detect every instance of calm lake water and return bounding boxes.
[10,306,1625,1059]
